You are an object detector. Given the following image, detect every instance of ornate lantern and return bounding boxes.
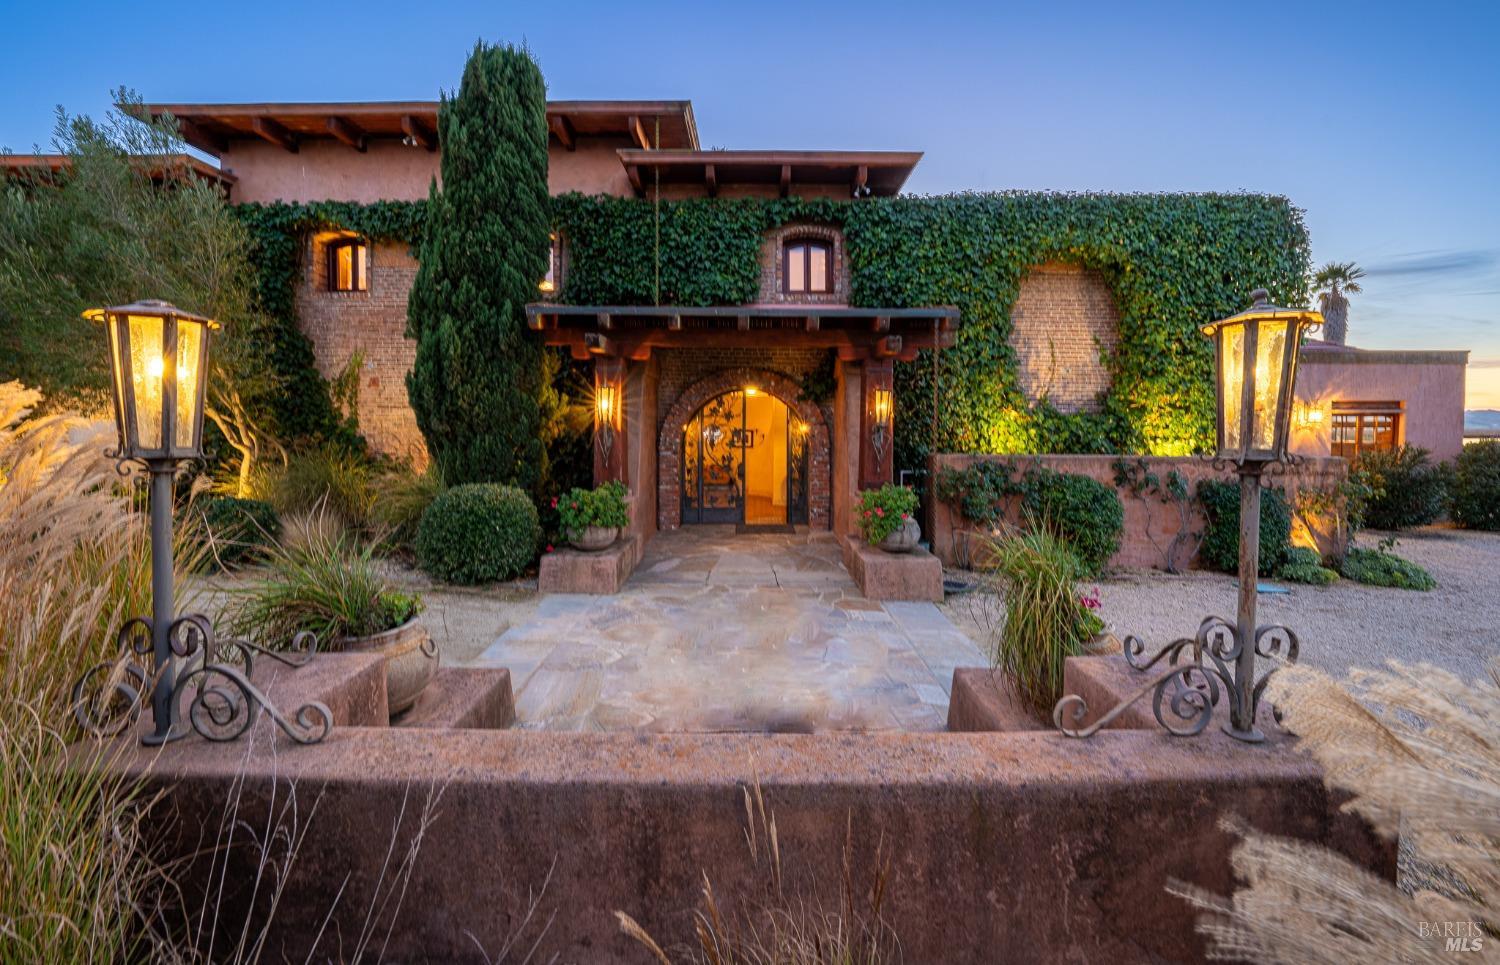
[1053,289,1322,744]
[85,299,217,464]
[870,386,893,462]
[72,301,329,747]
[1202,289,1322,466]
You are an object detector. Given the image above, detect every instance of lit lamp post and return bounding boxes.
[1054,289,1321,743]
[73,300,329,746]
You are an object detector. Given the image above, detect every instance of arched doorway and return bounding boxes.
[681,388,810,526]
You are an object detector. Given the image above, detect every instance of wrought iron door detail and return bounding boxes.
[680,390,810,526]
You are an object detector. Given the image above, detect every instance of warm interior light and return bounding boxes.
[539,233,558,293]
[872,388,893,427]
[794,420,809,435]
[744,386,759,396]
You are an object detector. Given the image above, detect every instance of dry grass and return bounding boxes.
[618,780,900,964]
[1170,659,1499,962]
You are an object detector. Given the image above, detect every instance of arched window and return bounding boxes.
[783,239,831,295]
[326,237,369,292]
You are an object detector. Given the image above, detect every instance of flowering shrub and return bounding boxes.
[555,480,629,540]
[856,484,919,545]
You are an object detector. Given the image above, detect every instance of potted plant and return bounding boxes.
[554,480,628,552]
[223,521,436,717]
[858,483,921,553]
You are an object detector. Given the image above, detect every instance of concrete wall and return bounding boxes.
[1009,262,1119,413]
[1293,347,1469,462]
[296,236,427,462]
[927,453,1349,570]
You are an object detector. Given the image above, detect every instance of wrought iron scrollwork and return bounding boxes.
[71,614,330,746]
[1053,615,1297,739]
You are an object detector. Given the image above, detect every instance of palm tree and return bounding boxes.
[1311,261,1365,345]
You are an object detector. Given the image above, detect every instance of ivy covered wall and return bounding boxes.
[237,191,1310,468]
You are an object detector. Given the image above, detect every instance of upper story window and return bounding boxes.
[327,238,369,292]
[538,233,560,295]
[783,239,831,295]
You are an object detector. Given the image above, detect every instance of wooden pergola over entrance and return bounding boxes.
[527,303,960,494]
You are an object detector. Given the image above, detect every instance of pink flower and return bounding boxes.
[863,510,872,518]
[545,544,554,553]
[875,507,884,517]
[551,497,558,509]
[571,502,579,510]
[901,513,909,520]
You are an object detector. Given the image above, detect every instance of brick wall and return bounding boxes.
[296,235,427,463]
[1008,262,1120,413]
[656,348,833,530]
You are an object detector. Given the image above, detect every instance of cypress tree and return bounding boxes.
[406,42,550,487]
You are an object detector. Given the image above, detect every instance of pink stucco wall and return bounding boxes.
[1292,346,1469,462]
[223,135,638,203]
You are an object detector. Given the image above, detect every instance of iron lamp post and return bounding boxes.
[72,300,329,746]
[1054,289,1322,743]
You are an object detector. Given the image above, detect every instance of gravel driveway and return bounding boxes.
[944,526,1500,682]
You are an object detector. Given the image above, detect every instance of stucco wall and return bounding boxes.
[1293,348,1469,462]
[926,453,1349,571]
[224,136,635,203]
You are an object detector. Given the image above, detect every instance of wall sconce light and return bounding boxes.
[1295,401,1326,429]
[870,387,893,463]
[596,382,621,464]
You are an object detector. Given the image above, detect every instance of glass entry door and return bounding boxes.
[681,390,808,526]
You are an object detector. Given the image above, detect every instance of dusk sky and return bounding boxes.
[5,0,1496,408]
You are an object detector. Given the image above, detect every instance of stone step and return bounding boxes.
[394,666,516,730]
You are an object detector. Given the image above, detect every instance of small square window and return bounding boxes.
[327,239,369,292]
[784,239,831,295]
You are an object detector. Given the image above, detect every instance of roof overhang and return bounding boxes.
[0,152,234,187]
[617,149,921,198]
[135,100,699,157]
[528,304,959,361]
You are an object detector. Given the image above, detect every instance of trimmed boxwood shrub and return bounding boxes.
[1340,545,1436,591]
[415,483,540,584]
[1354,445,1450,530]
[195,496,280,569]
[1275,545,1338,586]
[1021,469,1124,576]
[1451,440,1500,531]
[1197,480,1292,576]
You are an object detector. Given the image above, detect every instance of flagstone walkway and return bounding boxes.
[470,527,985,732]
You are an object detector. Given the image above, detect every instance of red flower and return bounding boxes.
[545,544,554,553]
[550,497,558,509]
[571,502,579,510]
[863,510,872,518]
[901,513,909,520]
[875,507,884,517]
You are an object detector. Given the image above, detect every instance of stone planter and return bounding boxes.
[336,618,439,718]
[570,526,621,552]
[1082,631,1122,656]
[877,517,921,554]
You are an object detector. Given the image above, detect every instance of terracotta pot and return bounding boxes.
[878,517,921,554]
[337,618,439,718]
[1082,631,1122,656]
[570,525,621,552]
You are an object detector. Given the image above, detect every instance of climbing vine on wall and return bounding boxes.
[231,200,426,443]
[238,191,1309,468]
[552,191,1310,468]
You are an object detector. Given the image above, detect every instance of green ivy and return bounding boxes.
[231,200,427,444]
[553,191,1309,467]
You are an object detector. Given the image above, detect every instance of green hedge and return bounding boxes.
[1452,441,1500,530]
[1354,445,1450,530]
[1340,546,1435,591]
[415,483,540,584]
[1021,469,1124,576]
[1197,480,1293,576]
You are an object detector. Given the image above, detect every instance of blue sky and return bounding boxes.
[4,0,1497,406]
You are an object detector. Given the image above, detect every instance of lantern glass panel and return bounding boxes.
[1251,320,1288,451]
[106,319,126,437]
[1221,325,1245,452]
[174,320,204,449]
[127,313,166,450]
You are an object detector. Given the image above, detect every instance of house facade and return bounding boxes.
[136,98,1467,576]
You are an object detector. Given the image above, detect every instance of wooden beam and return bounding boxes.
[583,332,617,356]
[401,115,436,151]
[805,316,821,332]
[872,315,890,333]
[526,312,547,331]
[325,116,367,152]
[737,315,751,332]
[596,312,613,331]
[667,314,683,331]
[626,114,651,150]
[779,164,791,198]
[177,118,227,155]
[625,164,644,196]
[853,164,868,197]
[704,163,717,197]
[875,335,904,358]
[251,117,298,153]
[548,114,575,151]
